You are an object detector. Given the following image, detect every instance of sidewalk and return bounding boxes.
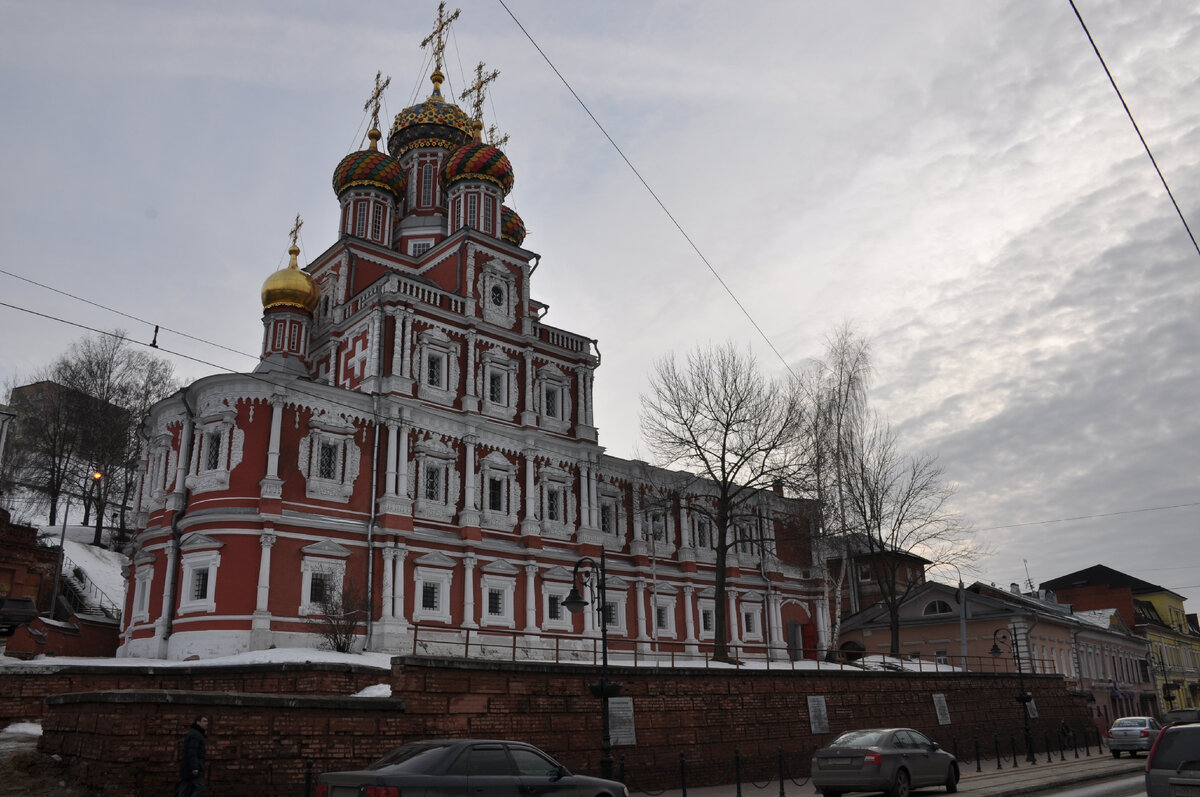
[630,751,1144,797]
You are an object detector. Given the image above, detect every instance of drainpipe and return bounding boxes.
[163,385,196,644]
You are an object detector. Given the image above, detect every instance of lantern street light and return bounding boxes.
[991,628,1036,764]
[562,549,621,780]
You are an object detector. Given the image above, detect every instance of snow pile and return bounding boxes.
[0,647,394,670]
[35,524,128,611]
[0,722,43,737]
[351,683,393,698]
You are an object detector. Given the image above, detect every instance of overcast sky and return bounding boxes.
[1,1,1197,609]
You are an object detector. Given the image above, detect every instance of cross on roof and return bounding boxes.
[486,123,510,149]
[461,60,500,123]
[420,2,461,75]
[363,70,391,131]
[289,214,303,248]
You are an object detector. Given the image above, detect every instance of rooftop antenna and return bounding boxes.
[1023,559,1034,592]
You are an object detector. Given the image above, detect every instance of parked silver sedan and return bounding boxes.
[811,728,959,797]
[1106,716,1162,757]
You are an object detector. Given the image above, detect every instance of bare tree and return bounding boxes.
[6,331,175,540]
[640,342,806,660]
[307,573,368,653]
[842,413,969,657]
[794,325,872,659]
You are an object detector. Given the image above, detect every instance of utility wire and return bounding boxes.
[973,501,1200,532]
[0,268,259,362]
[1069,0,1200,259]
[495,0,797,379]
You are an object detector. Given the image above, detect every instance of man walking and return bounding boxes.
[177,714,209,796]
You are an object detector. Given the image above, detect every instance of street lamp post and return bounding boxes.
[562,549,621,780]
[991,628,1036,764]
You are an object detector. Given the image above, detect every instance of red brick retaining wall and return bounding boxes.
[29,656,1094,797]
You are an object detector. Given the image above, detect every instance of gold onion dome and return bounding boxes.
[262,244,319,312]
[333,129,406,197]
[443,124,515,194]
[500,205,526,246]
[387,70,474,157]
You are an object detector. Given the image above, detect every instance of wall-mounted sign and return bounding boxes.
[932,693,951,725]
[808,695,829,734]
[608,697,636,746]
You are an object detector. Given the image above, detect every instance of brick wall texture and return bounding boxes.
[17,656,1095,797]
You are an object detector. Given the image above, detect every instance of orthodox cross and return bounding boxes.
[486,123,510,149]
[289,214,303,248]
[420,2,461,74]
[363,70,391,131]
[461,60,500,123]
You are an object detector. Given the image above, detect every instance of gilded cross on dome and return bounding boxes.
[289,214,303,249]
[363,70,391,132]
[462,60,500,124]
[420,2,461,76]
[487,123,510,149]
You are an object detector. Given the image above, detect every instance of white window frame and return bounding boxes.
[742,602,764,642]
[410,240,433,256]
[132,564,153,623]
[698,598,716,640]
[598,593,627,636]
[413,565,454,624]
[542,586,573,632]
[535,366,572,432]
[186,410,243,494]
[654,594,678,638]
[420,163,434,206]
[480,573,516,629]
[299,420,360,503]
[299,556,347,616]
[416,328,459,405]
[538,467,574,537]
[857,562,873,582]
[178,550,220,615]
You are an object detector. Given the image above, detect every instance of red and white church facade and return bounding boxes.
[117,53,826,661]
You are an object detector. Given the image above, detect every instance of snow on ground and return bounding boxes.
[0,647,394,671]
[35,524,128,610]
[0,722,42,737]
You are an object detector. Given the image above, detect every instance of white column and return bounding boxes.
[578,464,590,531]
[463,554,478,629]
[523,564,538,633]
[465,331,477,398]
[265,399,283,478]
[635,579,649,642]
[683,585,698,654]
[384,422,398,496]
[399,312,413,379]
[587,466,598,529]
[521,448,539,535]
[462,435,477,516]
[575,365,586,425]
[727,589,742,649]
[397,421,410,498]
[255,532,276,612]
[392,547,408,622]
[381,546,395,620]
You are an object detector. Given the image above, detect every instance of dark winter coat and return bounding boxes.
[180,723,207,780]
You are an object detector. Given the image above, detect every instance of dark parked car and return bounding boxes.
[1164,708,1200,725]
[811,727,958,797]
[1106,716,1161,757]
[0,597,37,636]
[1145,721,1200,797]
[315,739,629,797]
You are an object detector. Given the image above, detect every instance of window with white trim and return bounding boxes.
[742,602,763,641]
[698,598,716,639]
[186,411,243,494]
[598,595,627,635]
[299,420,360,503]
[467,194,478,228]
[203,431,221,471]
[426,351,446,389]
[355,200,367,237]
[411,240,433,256]
[480,573,516,629]
[542,583,573,632]
[923,600,954,616]
[488,368,507,405]
[857,563,873,582]
[600,501,615,534]
[299,555,347,616]
[544,384,561,419]
[132,564,152,622]
[424,462,445,501]
[179,550,221,614]
[372,203,384,240]
[413,566,453,624]
[535,367,572,431]
[421,163,434,206]
[654,595,678,637]
[484,195,495,234]
[478,451,518,529]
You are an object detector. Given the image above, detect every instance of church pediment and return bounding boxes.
[415,551,456,568]
[180,533,224,551]
[481,559,520,575]
[301,539,352,558]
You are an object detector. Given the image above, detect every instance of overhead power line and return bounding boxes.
[973,501,1200,532]
[494,0,797,379]
[1069,0,1200,260]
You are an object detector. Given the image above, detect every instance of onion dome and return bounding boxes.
[387,70,473,157]
[262,244,319,313]
[332,129,406,197]
[500,205,526,246]
[443,137,515,194]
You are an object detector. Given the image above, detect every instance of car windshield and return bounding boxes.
[830,730,888,748]
[1113,718,1146,728]
[370,742,454,771]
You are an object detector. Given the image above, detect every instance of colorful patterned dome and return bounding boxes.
[387,71,473,157]
[262,245,319,313]
[500,205,526,246]
[333,129,406,197]
[443,140,514,194]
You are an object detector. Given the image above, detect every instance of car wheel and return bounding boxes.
[1111,750,1120,759]
[888,768,911,797]
[945,762,959,794]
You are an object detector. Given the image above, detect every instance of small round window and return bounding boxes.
[490,285,505,307]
